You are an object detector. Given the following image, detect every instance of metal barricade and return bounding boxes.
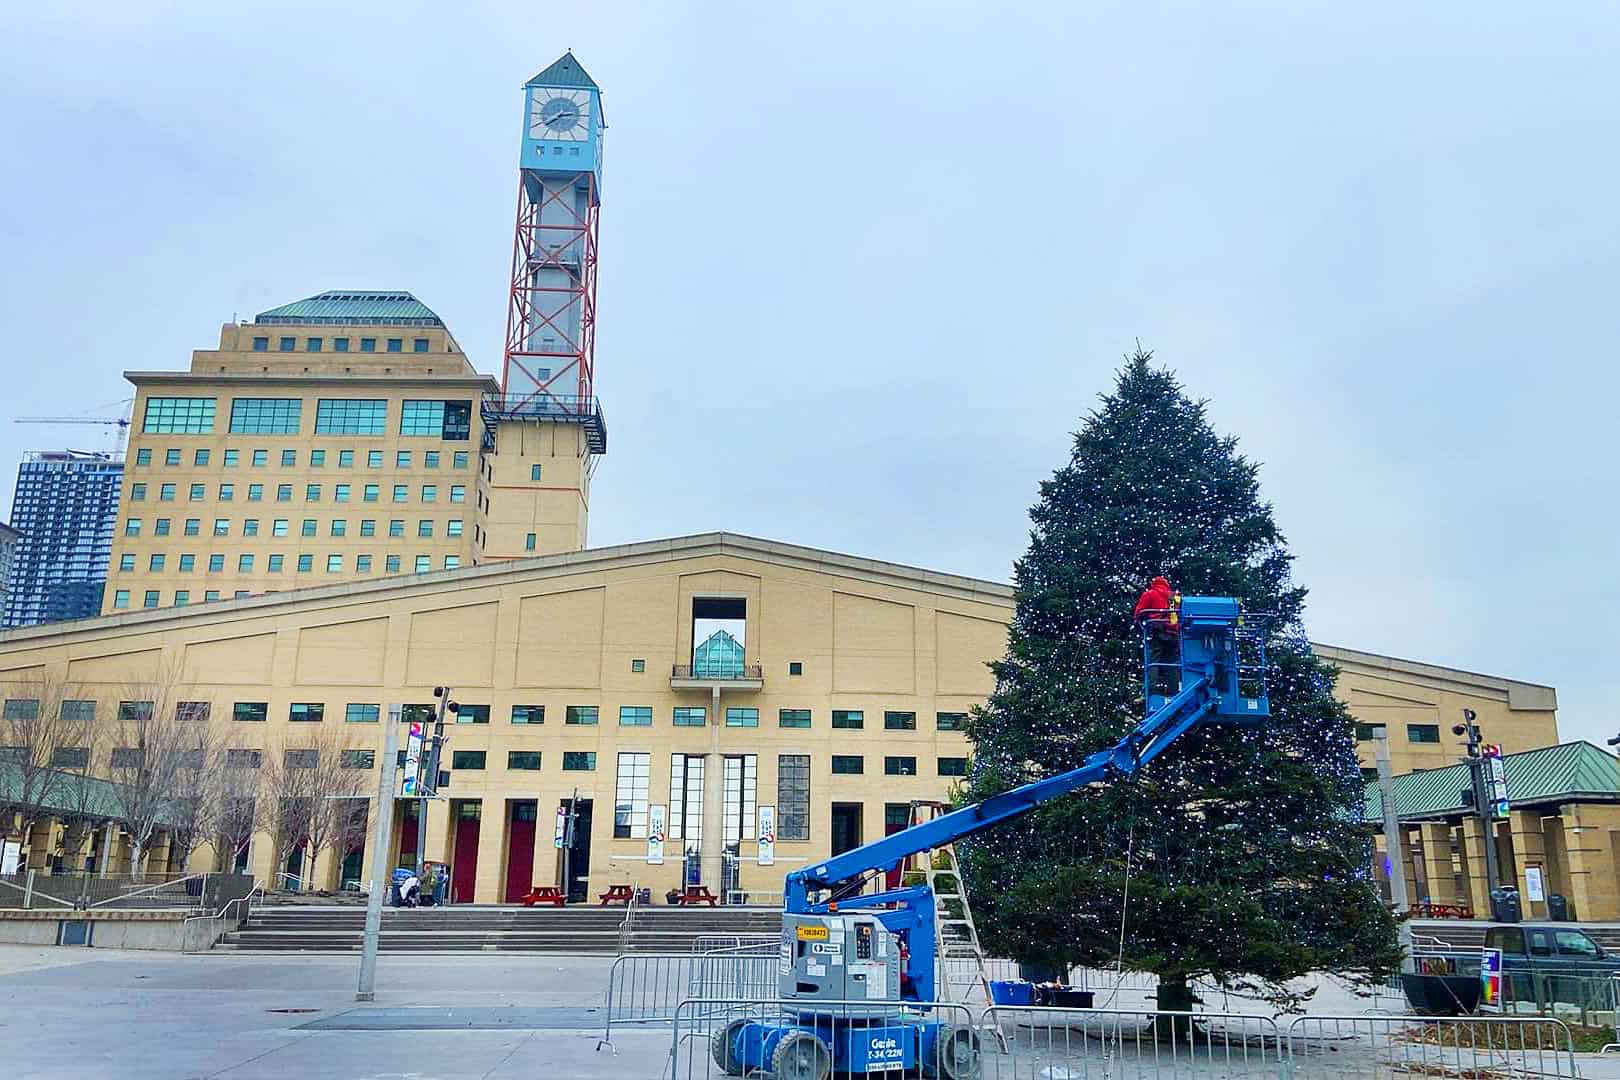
[691,934,777,954]
[599,951,780,1047]
[987,1005,1284,1078]
[1285,1013,1578,1079]
[670,997,979,1080]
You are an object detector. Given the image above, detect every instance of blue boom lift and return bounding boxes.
[711,595,1270,1079]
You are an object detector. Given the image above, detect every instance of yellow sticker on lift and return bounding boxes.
[796,926,829,941]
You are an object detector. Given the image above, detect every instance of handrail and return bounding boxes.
[181,883,263,954]
[616,885,640,952]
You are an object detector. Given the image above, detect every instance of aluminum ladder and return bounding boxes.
[909,800,999,1007]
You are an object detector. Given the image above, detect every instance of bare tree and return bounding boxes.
[213,754,263,874]
[52,706,112,876]
[0,674,83,860]
[162,721,224,874]
[104,665,214,880]
[263,727,364,892]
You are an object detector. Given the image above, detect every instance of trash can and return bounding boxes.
[1548,893,1570,921]
[1490,887,1522,923]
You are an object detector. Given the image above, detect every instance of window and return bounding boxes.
[936,712,969,732]
[417,520,433,538]
[359,519,376,536]
[309,450,325,467]
[130,483,147,502]
[189,483,205,501]
[338,450,354,467]
[424,451,440,468]
[340,750,375,769]
[142,397,216,434]
[400,399,471,440]
[247,483,263,502]
[279,337,295,351]
[345,704,379,723]
[252,336,268,351]
[673,707,706,727]
[385,555,401,573]
[367,449,383,468]
[315,399,388,435]
[276,484,292,502]
[326,555,342,573]
[1408,724,1441,744]
[334,338,350,353]
[228,398,302,434]
[726,708,759,728]
[387,338,403,352]
[135,448,152,465]
[789,661,803,676]
[122,520,142,539]
[0,699,38,721]
[297,555,313,572]
[218,483,234,502]
[159,448,178,466]
[289,702,324,723]
[884,711,917,731]
[530,463,543,482]
[360,337,376,352]
[392,484,408,503]
[619,706,652,727]
[451,750,486,770]
[511,705,544,725]
[208,554,224,572]
[450,484,467,503]
[421,484,437,503]
[525,533,537,551]
[832,710,864,730]
[832,755,864,775]
[614,752,651,838]
[444,556,459,570]
[173,591,190,607]
[226,749,262,769]
[184,518,200,536]
[178,554,195,572]
[330,520,346,537]
[1555,931,1601,959]
[453,451,468,469]
[334,484,351,502]
[401,704,435,724]
[562,751,596,771]
[172,701,210,723]
[119,554,135,572]
[154,518,171,536]
[938,757,969,777]
[414,555,431,573]
[508,751,542,771]
[413,337,429,352]
[631,659,646,673]
[223,449,239,467]
[447,519,463,538]
[356,555,372,572]
[142,590,160,609]
[362,484,379,503]
[194,448,210,466]
[148,554,165,571]
[566,705,599,726]
[776,709,811,729]
[272,519,289,537]
[118,700,153,722]
[454,704,490,724]
[232,702,268,722]
[301,519,316,537]
[284,749,318,769]
[305,484,321,502]
[1355,723,1387,741]
[237,554,253,572]
[1360,767,1380,783]
[778,755,810,840]
[54,747,91,768]
[205,590,220,602]
[307,337,322,352]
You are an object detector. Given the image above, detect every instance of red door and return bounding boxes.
[397,800,420,865]
[504,801,538,902]
[884,804,910,890]
[451,802,481,903]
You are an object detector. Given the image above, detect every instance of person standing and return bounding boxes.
[1134,576,1180,695]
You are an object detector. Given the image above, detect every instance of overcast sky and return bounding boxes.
[1,3,1613,746]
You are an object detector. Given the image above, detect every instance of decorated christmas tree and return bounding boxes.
[961,350,1400,1013]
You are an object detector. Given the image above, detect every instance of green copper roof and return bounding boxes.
[0,759,185,827]
[526,52,598,89]
[1363,741,1620,823]
[254,291,443,327]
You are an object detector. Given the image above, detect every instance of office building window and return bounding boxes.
[247,483,263,502]
[282,450,296,467]
[237,554,253,572]
[124,519,141,537]
[619,706,652,727]
[565,706,598,726]
[421,484,436,503]
[130,483,146,502]
[725,708,759,728]
[387,338,403,352]
[148,554,166,572]
[673,707,706,727]
[135,448,152,466]
[325,554,342,573]
[189,483,205,501]
[142,397,216,434]
[525,533,536,551]
[178,554,195,572]
[305,484,320,502]
[333,483,350,503]
[359,519,376,537]
[251,449,267,467]
[279,337,295,351]
[228,398,302,435]
[936,712,970,732]
[530,464,543,481]
[453,451,468,469]
[119,554,135,572]
[1408,724,1441,744]
[315,399,388,435]
[832,710,864,730]
[276,484,292,502]
[367,450,383,468]
[1355,723,1387,741]
[289,702,324,723]
[334,338,350,353]
[884,756,918,776]
[338,449,354,467]
[141,590,160,608]
[300,520,316,537]
[423,451,439,469]
[154,518,171,536]
[360,337,376,352]
[396,451,412,469]
[242,519,259,536]
[413,555,431,573]
[884,711,917,731]
[451,750,485,770]
[508,751,541,771]
[297,555,313,572]
[562,751,595,771]
[309,450,325,468]
[453,704,490,725]
[511,705,544,725]
[385,555,401,573]
[158,483,176,501]
[222,449,238,467]
[232,702,268,723]
[252,337,268,352]
[614,752,652,838]
[832,755,864,775]
[173,591,190,606]
[413,338,429,352]
[345,704,379,723]
[446,519,463,538]
[218,483,234,501]
[117,700,154,722]
[392,484,408,503]
[267,554,283,572]
[207,554,224,572]
[194,449,210,466]
[355,554,371,572]
[778,755,810,840]
[417,520,433,538]
[450,484,467,503]
[363,484,379,503]
[788,661,803,676]
[340,750,374,769]
[939,758,970,778]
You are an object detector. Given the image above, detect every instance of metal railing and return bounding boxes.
[987,1004,1284,1078]
[616,885,641,952]
[181,883,263,954]
[0,871,220,911]
[691,935,777,954]
[670,664,764,682]
[598,951,779,1047]
[1285,1013,1578,1079]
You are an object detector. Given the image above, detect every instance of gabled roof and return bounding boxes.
[254,291,444,327]
[526,52,598,89]
[1363,741,1620,823]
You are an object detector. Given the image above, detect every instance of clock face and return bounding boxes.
[529,89,592,141]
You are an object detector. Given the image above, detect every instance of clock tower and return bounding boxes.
[485,53,607,560]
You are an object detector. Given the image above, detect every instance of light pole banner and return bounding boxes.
[554,805,568,849]
[647,804,667,865]
[401,722,424,796]
[758,805,776,866]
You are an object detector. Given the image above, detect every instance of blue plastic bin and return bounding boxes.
[989,980,1036,1005]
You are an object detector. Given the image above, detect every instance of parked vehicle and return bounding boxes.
[1403,923,1619,1016]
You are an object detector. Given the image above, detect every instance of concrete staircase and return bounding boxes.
[1411,920,1620,951]
[216,904,781,953]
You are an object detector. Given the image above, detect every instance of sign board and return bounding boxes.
[757,805,776,866]
[797,925,829,942]
[0,840,18,876]
[647,804,667,865]
[1479,947,1504,1013]
[1524,865,1546,902]
[400,722,424,797]
[553,805,568,849]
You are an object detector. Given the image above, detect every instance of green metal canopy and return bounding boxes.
[254,291,443,327]
[0,759,186,826]
[1363,741,1620,823]
[525,52,598,89]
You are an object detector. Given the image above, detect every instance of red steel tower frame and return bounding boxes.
[501,171,600,413]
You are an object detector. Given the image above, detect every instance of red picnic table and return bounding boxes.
[598,883,635,905]
[674,885,718,906]
[1410,902,1475,919]
[520,886,565,908]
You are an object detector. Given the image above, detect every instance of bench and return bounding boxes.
[520,886,565,908]
[598,883,635,905]
[675,885,718,907]
[1410,902,1475,920]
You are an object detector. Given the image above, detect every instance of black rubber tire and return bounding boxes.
[710,1019,749,1076]
[771,1030,832,1080]
[935,1024,982,1080]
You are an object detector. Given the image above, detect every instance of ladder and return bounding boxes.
[909,800,998,1007]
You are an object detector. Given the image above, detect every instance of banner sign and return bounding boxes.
[1480,948,1504,1013]
[1524,865,1546,902]
[758,805,776,866]
[554,805,568,849]
[647,804,667,865]
[401,722,424,796]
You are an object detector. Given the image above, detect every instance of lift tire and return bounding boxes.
[771,1030,832,1080]
[710,1019,749,1076]
[929,1024,982,1080]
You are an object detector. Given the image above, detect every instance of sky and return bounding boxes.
[0,3,1614,745]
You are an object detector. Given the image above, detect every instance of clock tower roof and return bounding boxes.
[525,51,598,90]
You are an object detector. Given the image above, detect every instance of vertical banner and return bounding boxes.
[647,804,667,865]
[1524,865,1545,902]
[553,805,568,849]
[757,805,776,867]
[400,722,424,796]
[1479,947,1503,1013]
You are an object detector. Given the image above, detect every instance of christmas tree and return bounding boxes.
[961,350,1400,1014]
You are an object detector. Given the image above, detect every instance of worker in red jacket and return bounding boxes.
[1134,576,1179,694]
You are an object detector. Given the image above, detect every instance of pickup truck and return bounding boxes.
[1403,924,1619,1017]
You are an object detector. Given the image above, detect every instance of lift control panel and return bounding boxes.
[780,913,900,1003]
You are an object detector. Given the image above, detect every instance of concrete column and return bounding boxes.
[474,800,506,903]
[1400,826,1422,907]
[1509,810,1549,919]
[533,795,556,891]
[702,686,725,891]
[1458,817,1491,913]
[1419,823,1459,905]
[1560,807,1620,921]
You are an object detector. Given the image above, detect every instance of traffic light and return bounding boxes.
[1452,708,1482,757]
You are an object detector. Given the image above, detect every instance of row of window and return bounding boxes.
[1355,722,1445,744]
[251,336,430,354]
[143,397,472,440]
[133,447,472,470]
[111,556,461,606]
[382,750,967,778]
[125,482,469,507]
[122,516,468,541]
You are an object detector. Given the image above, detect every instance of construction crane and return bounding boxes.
[14,413,133,456]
